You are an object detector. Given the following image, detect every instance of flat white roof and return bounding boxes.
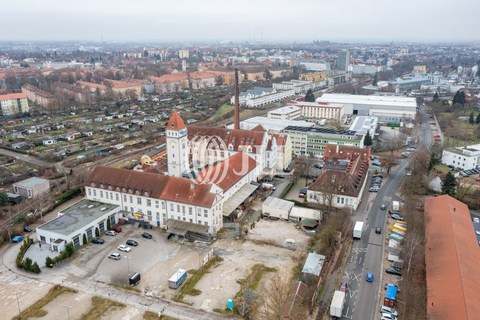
[290,101,345,109]
[263,196,295,212]
[227,116,315,132]
[267,106,301,115]
[290,207,321,220]
[317,93,417,109]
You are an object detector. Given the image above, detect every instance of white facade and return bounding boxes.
[268,106,301,120]
[349,116,378,138]
[246,89,295,108]
[85,185,223,232]
[166,125,189,177]
[442,145,480,170]
[36,200,121,251]
[290,101,345,121]
[348,64,382,75]
[272,80,326,94]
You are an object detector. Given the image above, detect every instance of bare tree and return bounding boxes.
[253,270,291,320]
[380,153,397,173]
[384,133,405,154]
[455,178,474,202]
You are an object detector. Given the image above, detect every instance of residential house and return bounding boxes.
[13,177,50,198]
[0,93,29,116]
[307,145,370,210]
[40,136,57,145]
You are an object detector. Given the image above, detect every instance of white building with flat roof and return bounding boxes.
[227,116,315,133]
[316,93,417,121]
[268,106,301,120]
[36,199,121,252]
[288,101,345,121]
[349,116,378,138]
[442,145,480,170]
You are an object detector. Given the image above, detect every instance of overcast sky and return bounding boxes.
[2,0,479,42]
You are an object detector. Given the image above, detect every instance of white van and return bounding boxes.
[262,183,276,191]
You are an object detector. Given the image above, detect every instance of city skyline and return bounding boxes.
[2,0,479,42]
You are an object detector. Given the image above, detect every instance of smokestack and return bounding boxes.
[234,68,240,130]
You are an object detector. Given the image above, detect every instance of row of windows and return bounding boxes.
[88,188,210,216]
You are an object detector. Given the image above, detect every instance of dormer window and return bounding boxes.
[136,190,141,195]
[171,123,174,128]
[128,188,133,193]
[144,191,149,196]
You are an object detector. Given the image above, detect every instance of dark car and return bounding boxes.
[373,174,383,178]
[92,238,105,244]
[126,240,138,247]
[274,175,284,179]
[315,163,323,169]
[385,268,402,276]
[375,227,381,234]
[23,226,32,232]
[380,204,387,210]
[142,232,152,239]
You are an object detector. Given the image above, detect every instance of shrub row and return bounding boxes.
[52,188,82,209]
[46,242,75,267]
[16,236,41,273]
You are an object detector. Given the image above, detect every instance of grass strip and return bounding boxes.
[80,296,126,320]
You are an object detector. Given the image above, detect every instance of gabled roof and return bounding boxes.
[0,93,27,101]
[251,124,266,132]
[187,126,265,154]
[197,152,257,192]
[167,111,186,131]
[86,166,217,208]
[424,195,480,320]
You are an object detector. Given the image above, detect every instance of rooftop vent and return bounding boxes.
[100,207,107,211]
[87,205,94,209]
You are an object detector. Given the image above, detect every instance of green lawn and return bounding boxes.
[434,164,451,173]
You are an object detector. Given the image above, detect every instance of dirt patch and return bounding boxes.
[39,291,91,320]
[246,219,309,250]
[0,280,51,320]
[184,239,300,312]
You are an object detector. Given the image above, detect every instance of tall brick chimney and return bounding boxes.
[234,68,240,130]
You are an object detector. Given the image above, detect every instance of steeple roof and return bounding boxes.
[167,110,186,131]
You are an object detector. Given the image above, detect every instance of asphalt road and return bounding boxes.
[340,106,432,320]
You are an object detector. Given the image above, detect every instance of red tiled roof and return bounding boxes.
[251,124,266,132]
[0,93,27,101]
[424,195,480,320]
[76,81,107,90]
[86,166,217,208]
[196,152,257,191]
[187,126,265,154]
[323,145,370,162]
[167,111,187,131]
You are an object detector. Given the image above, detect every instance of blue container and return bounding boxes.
[227,299,233,310]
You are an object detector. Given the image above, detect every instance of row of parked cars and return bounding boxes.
[459,168,480,177]
[369,174,383,192]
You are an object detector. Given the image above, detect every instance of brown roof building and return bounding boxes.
[307,146,369,210]
[21,84,54,108]
[424,195,480,320]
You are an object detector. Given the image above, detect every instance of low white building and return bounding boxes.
[288,101,345,121]
[272,80,326,94]
[36,199,121,252]
[349,116,378,138]
[262,196,294,220]
[442,145,480,170]
[267,106,301,120]
[245,89,295,108]
[348,64,383,75]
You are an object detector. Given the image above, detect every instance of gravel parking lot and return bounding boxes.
[246,219,309,250]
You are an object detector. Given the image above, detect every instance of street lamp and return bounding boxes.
[63,305,71,320]
[12,289,21,316]
[124,256,131,277]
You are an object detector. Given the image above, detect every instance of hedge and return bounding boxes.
[16,236,40,273]
[53,188,82,209]
[0,146,29,155]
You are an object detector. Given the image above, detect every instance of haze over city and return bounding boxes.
[2,0,480,42]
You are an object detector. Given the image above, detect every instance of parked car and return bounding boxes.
[373,174,383,178]
[380,306,399,317]
[366,272,373,282]
[391,214,404,221]
[315,163,323,169]
[380,204,386,210]
[386,268,402,276]
[126,240,138,247]
[108,253,121,260]
[118,245,131,252]
[274,175,284,179]
[372,161,381,166]
[375,227,381,234]
[106,230,116,236]
[406,147,416,151]
[381,313,397,320]
[369,186,380,192]
[23,226,32,232]
[142,232,153,239]
[384,283,400,291]
[92,238,105,244]
[447,164,455,170]
[339,282,347,292]
[110,227,122,233]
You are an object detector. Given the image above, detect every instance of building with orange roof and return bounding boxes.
[76,81,108,94]
[104,79,143,97]
[149,74,189,94]
[205,70,244,85]
[53,82,93,102]
[424,195,480,320]
[307,146,370,210]
[21,84,54,108]
[0,93,29,116]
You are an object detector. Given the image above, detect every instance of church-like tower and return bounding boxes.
[166,111,189,177]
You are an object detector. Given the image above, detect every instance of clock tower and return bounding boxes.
[166,111,189,177]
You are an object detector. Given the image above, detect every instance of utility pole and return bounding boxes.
[63,305,71,320]
[13,290,21,316]
[124,256,131,280]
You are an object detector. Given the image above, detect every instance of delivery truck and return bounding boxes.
[353,221,364,239]
[330,290,346,319]
[168,269,188,289]
[392,201,400,211]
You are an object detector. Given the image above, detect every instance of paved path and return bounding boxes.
[0,148,51,167]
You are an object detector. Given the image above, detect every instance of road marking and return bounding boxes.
[351,248,367,253]
[366,243,382,247]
